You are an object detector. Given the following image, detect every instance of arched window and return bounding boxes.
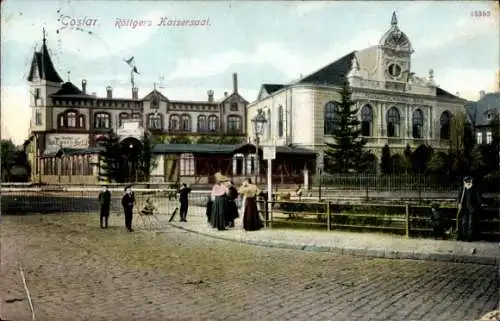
[227,115,242,133]
[324,101,340,135]
[119,112,129,127]
[440,111,451,140]
[169,115,180,131]
[180,114,191,131]
[412,109,424,139]
[95,113,111,129]
[148,113,162,129]
[78,115,85,128]
[386,107,400,137]
[361,104,373,137]
[67,112,77,127]
[278,105,284,137]
[197,115,207,132]
[208,115,218,132]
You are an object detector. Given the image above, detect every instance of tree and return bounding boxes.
[449,110,475,176]
[98,132,123,183]
[1,139,17,181]
[380,144,392,174]
[324,78,368,173]
[137,132,158,181]
[412,144,433,173]
[166,136,192,144]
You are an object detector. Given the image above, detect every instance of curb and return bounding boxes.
[168,223,499,266]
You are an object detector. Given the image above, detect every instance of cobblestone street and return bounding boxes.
[1,213,498,321]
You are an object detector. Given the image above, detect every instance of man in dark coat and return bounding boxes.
[98,185,111,228]
[121,185,135,232]
[457,176,482,241]
[178,183,192,222]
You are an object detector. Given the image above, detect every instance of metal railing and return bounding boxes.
[257,198,499,242]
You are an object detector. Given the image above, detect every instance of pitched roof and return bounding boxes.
[436,87,463,101]
[299,51,356,86]
[52,82,86,96]
[142,89,168,101]
[263,84,286,95]
[27,40,64,83]
[467,92,500,127]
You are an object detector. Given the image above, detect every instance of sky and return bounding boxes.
[1,0,499,145]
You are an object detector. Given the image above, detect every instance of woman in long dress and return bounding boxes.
[210,173,229,231]
[239,178,263,231]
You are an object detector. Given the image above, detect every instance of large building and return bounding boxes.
[465,91,500,145]
[27,33,249,184]
[246,12,468,171]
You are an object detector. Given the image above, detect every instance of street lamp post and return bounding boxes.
[251,109,267,185]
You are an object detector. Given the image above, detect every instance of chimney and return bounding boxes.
[91,92,97,97]
[232,72,238,94]
[106,86,113,98]
[82,79,87,94]
[456,92,460,97]
[224,92,228,97]
[132,87,138,100]
[480,90,485,99]
[207,89,214,102]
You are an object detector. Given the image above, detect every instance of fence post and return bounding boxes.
[405,202,410,238]
[326,201,331,231]
[265,198,271,228]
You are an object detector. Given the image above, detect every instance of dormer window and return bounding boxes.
[230,102,238,111]
[151,94,159,108]
[487,113,492,120]
[387,63,402,78]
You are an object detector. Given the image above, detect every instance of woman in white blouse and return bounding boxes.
[239,178,263,231]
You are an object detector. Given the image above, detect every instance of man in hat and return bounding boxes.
[98,185,111,228]
[457,176,482,241]
[121,185,135,232]
[178,183,192,222]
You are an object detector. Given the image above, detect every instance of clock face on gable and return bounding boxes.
[386,63,403,79]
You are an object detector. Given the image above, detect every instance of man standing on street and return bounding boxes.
[98,185,111,229]
[178,183,191,222]
[457,176,482,242]
[121,185,135,232]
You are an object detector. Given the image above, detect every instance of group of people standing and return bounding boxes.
[98,185,136,232]
[207,172,264,231]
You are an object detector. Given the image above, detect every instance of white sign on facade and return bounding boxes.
[46,134,89,150]
[262,146,276,160]
[116,120,144,139]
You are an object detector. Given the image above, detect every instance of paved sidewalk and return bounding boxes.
[160,205,500,266]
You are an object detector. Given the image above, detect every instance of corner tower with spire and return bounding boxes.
[28,28,64,133]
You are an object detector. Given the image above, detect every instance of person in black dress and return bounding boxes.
[121,185,135,232]
[210,173,229,230]
[225,181,239,228]
[457,176,483,241]
[239,178,263,231]
[178,183,192,222]
[98,185,111,228]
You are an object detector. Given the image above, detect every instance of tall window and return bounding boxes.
[360,104,373,137]
[197,115,207,132]
[180,153,195,176]
[119,113,129,127]
[476,132,483,144]
[440,111,451,140]
[386,107,400,137]
[35,110,42,125]
[151,94,159,108]
[278,105,284,137]
[227,115,242,133]
[148,113,162,129]
[412,109,424,139]
[169,115,180,131]
[180,114,191,131]
[324,101,340,135]
[95,113,111,129]
[266,109,271,137]
[67,112,77,127]
[486,131,492,144]
[208,115,218,132]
